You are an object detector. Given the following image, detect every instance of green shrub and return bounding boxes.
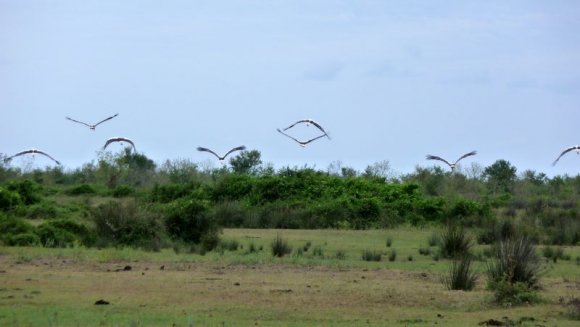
[212,201,249,227]
[489,280,541,305]
[487,236,542,290]
[442,255,478,291]
[92,200,165,250]
[418,247,432,256]
[35,224,77,248]
[9,233,41,246]
[0,214,35,245]
[312,246,324,258]
[0,187,22,211]
[428,232,440,247]
[46,219,94,246]
[362,249,382,262]
[112,185,135,198]
[165,198,219,250]
[25,202,59,219]
[271,234,292,257]
[65,184,96,196]
[439,224,473,259]
[6,180,42,205]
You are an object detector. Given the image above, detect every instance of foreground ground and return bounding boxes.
[0,228,579,326]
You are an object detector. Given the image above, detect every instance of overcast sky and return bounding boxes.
[1,1,579,177]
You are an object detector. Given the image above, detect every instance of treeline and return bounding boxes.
[0,149,578,250]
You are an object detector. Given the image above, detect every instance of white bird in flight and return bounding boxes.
[4,149,61,165]
[277,128,328,147]
[426,151,477,170]
[552,145,580,166]
[103,137,137,152]
[66,113,118,130]
[197,145,246,161]
[282,119,331,139]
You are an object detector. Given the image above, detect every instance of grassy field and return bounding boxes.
[1,228,579,326]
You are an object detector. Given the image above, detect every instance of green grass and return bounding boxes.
[1,227,580,326]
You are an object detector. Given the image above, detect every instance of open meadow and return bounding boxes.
[1,228,579,326]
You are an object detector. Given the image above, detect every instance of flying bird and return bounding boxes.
[66,113,118,130]
[197,145,246,161]
[282,119,330,139]
[277,128,327,147]
[5,149,61,165]
[426,150,477,170]
[103,137,137,152]
[552,145,580,166]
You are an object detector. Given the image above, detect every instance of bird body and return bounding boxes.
[5,149,61,165]
[66,114,118,130]
[197,145,246,160]
[552,145,580,166]
[282,119,330,139]
[426,151,477,170]
[277,128,327,147]
[103,137,137,152]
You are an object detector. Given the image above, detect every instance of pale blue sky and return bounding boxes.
[1,1,579,176]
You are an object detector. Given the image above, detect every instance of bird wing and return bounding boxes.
[222,145,247,159]
[197,147,222,159]
[277,128,303,144]
[6,150,35,161]
[66,117,92,128]
[93,113,119,127]
[34,150,61,165]
[455,150,477,164]
[283,119,329,137]
[301,133,327,145]
[552,146,576,166]
[426,155,453,167]
[282,120,308,131]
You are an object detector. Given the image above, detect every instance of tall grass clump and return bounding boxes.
[362,249,382,262]
[271,234,292,257]
[487,236,543,304]
[442,255,478,291]
[439,224,473,259]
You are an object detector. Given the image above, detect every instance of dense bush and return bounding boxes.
[91,200,164,249]
[165,197,219,250]
[0,214,35,245]
[65,184,97,196]
[6,179,42,205]
[0,187,22,211]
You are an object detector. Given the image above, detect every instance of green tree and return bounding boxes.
[229,150,262,175]
[484,160,517,194]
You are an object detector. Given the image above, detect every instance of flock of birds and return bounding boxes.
[3,113,579,170]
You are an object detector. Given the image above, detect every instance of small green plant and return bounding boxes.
[418,247,431,256]
[361,249,382,262]
[386,236,393,247]
[428,232,439,247]
[271,234,292,257]
[407,255,414,261]
[489,280,540,305]
[219,239,239,251]
[312,246,324,258]
[303,241,312,252]
[388,249,397,262]
[564,296,580,320]
[335,250,346,260]
[442,255,478,291]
